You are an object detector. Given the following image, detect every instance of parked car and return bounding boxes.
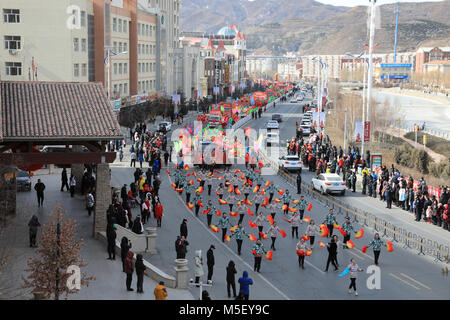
[158,121,172,132]
[290,97,297,103]
[266,120,279,130]
[278,155,302,172]
[311,173,346,195]
[300,124,311,136]
[16,170,32,192]
[272,114,282,122]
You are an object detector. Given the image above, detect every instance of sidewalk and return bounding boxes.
[0,173,193,300]
[384,127,447,163]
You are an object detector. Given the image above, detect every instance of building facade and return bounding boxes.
[416,47,450,73]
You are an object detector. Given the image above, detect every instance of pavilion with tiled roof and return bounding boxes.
[0,81,123,234]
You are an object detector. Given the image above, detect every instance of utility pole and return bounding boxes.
[367,0,377,132]
[394,0,399,63]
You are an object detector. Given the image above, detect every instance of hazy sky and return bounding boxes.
[315,0,443,6]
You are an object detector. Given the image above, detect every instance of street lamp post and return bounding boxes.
[104,46,128,100]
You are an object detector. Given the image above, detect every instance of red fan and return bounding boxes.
[247,208,255,216]
[278,190,284,196]
[259,232,268,239]
[187,202,194,210]
[307,203,313,211]
[202,208,211,215]
[339,228,347,237]
[265,250,273,260]
[230,211,239,217]
[278,229,287,238]
[249,234,257,241]
[248,220,257,228]
[210,225,219,232]
[216,210,222,217]
[362,245,368,253]
[267,214,274,225]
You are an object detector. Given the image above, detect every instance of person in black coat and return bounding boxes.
[180,219,188,238]
[351,171,357,193]
[121,184,127,203]
[106,223,117,260]
[135,254,146,293]
[296,172,302,194]
[176,236,189,259]
[207,245,215,283]
[202,290,211,300]
[28,215,41,247]
[132,216,143,234]
[325,238,338,272]
[60,168,69,191]
[120,237,132,272]
[226,260,237,298]
[34,179,46,207]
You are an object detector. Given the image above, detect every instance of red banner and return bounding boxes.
[364,121,370,142]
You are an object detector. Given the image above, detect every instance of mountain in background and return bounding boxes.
[180,0,450,55]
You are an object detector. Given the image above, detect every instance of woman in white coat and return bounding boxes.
[194,250,204,286]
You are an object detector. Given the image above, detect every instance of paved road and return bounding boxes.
[110,99,450,300]
[371,90,450,135]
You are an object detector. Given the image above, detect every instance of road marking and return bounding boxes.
[389,273,420,290]
[347,249,368,261]
[168,174,292,300]
[399,273,431,290]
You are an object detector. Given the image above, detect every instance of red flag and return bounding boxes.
[234,169,240,174]
[171,183,176,188]
[175,188,184,192]
[278,229,286,238]
[258,160,264,168]
[228,185,234,193]
[197,178,202,182]
[355,229,364,239]
[235,188,241,195]
[319,225,329,237]
[260,189,266,195]
[196,186,203,193]
[247,180,253,186]
[296,250,305,256]
[192,172,197,177]
[218,176,224,180]
[253,186,259,193]
[241,173,245,180]
[189,179,194,185]
[292,199,299,204]
[214,170,221,174]
[262,197,269,207]
[282,204,288,211]
[267,214,274,225]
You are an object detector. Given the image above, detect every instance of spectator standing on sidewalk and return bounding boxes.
[135,254,146,294]
[226,260,237,298]
[34,179,46,207]
[69,175,76,197]
[60,168,69,191]
[206,245,215,284]
[124,251,135,291]
[238,271,253,300]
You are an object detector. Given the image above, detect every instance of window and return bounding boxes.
[5,62,21,76]
[81,39,87,52]
[119,63,122,74]
[113,41,117,53]
[119,83,123,94]
[138,81,141,92]
[114,63,117,75]
[118,19,122,33]
[138,63,141,73]
[118,42,122,53]
[114,84,118,94]
[124,63,128,74]
[150,25,153,37]
[123,42,127,53]
[82,63,87,77]
[146,45,149,55]
[146,25,149,37]
[123,20,127,33]
[81,11,86,27]
[137,23,141,35]
[124,83,128,94]
[4,36,21,50]
[3,9,20,23]
[146,63,149,73]
[113,18,117,32]
[73,64,79,77]
[138,44,141,55]
[73,38,79,52]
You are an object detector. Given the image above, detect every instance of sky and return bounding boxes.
[315,0,444,6]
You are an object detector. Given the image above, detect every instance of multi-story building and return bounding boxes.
[415,47,450,73]
[139,0,181,96]
[301,55,345,81]
[0,0,94,82]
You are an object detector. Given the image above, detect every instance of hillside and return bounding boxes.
[180,0,450,55]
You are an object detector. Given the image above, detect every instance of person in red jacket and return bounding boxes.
[124,251,135,291]
[155,200,163,227]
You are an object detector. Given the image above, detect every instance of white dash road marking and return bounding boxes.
[400,273,431,290]
[389,273,420,290]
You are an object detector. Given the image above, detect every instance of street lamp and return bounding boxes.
[104,46,128,100]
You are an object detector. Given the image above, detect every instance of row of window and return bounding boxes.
[138,23,155,38]
[74,63,88,78]
[138,62,156,74]
[113,83,128,96]
[112,17,128,34]
[138,80,156,93]
[113,63,128,75]
[73,38,87,52]
[138,43,156,56]
[113,41,128,54]
[5,62,21,76]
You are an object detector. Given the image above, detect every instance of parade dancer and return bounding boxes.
[267,221,280,251]
[341,217,356,249]
[218,212,231,243]
[236,200,247,225]
[281,190,292,215]
[367,233,385,265]
[253,191,264,215]
[216,183,225,200]
[322,208,338,237]
[254,212,266,239]
[287,212,301,239]
[294,195,308,223]
[252,239,266,273]
[345,258,364,296]
[184,178,194,204]
[242,181,251,201]
[305,219,320,248]
[265,182,277,203]
[296,238,309,269]
[266,200,278,220]
[226,192,237,212]
[230,223,248,255]
[206,171,214,196]
[192,190,203,217]
[204,200,216,227]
